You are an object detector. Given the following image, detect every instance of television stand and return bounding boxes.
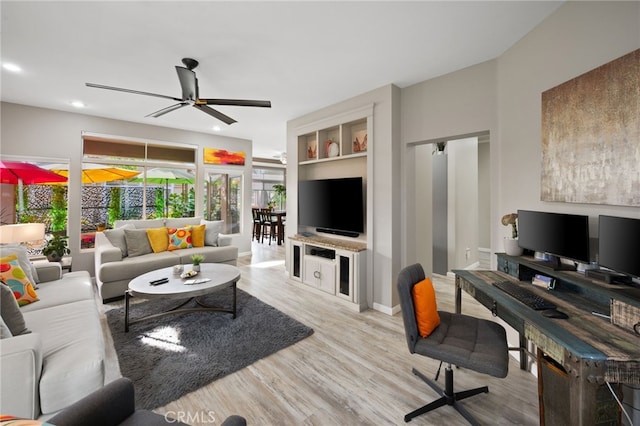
[288,234,367,311]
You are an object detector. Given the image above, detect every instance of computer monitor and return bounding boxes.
[517,210,590,270]
[597,215,640,279]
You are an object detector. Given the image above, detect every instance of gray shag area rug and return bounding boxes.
[106,287,313,410]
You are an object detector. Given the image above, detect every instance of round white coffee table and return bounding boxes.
[124,263,241,332]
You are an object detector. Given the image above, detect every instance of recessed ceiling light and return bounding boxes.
[212,126,221,132]
[2,63,21,73]
[71,101,85,108]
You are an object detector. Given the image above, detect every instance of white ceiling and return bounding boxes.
[1,1,562,159]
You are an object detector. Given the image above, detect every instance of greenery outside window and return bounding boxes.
[205,170,242,234]
[80,135,196,248]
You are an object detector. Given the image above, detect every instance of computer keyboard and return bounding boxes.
[493,280,557,311]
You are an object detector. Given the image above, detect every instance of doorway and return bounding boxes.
[414,133,490,275]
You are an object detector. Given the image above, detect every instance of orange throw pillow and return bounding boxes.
[412,277,441,337]
[190,224,206,247]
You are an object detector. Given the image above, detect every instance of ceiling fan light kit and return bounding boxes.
[86,58,271,125]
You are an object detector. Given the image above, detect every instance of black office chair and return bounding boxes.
[397,263,509,424]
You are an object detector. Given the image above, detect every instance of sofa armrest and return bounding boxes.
[218,233,232,247]
[1,333,44,419]
[94,232,123,265]
[33,262,62,283]
[48,377,135,426]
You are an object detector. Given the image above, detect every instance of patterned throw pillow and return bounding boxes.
[167,227,193,251]
[0,254,39,306]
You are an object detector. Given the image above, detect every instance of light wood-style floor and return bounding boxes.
[99,242,539,426]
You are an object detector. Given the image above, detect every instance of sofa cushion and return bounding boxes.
[146,227,169,253]
[202,220,224,246]
[1,255,39,306]
[114,218,164,229]
[124,229,153,257]
[103,224,134,257]
[165,217,201,228]
[0,317,11,338]
[24,299,104,414]
[0,244,39,284]
[20,271,94,313]
[174,246,238,265]
[191,224,206,247]
[168,227,192,251]
[0,283,30,336]
[98,252,178,284]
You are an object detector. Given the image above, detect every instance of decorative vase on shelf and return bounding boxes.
[503,238,523,256]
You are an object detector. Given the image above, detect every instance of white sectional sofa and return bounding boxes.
[0,260,105,420]
[94,217,238,303]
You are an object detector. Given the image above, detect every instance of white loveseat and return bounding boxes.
[94,217,238,303]
[0,261,105,420]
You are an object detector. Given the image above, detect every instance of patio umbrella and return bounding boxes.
[0,161,68,213]
[0,161,68,185]
[133,168,195,217]
[43,163,140,184]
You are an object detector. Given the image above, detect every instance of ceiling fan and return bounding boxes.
[86,58,271,125]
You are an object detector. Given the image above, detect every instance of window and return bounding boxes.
[0,157,69,256]
[252,166,285,210]
[80,135,196,248]
[204,170,243,234]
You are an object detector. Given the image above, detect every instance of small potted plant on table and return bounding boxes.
[190,254,205,272]
[42,234,70,262]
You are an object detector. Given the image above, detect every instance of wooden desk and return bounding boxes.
[454,258,640,425]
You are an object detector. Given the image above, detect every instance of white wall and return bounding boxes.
[448,137,479,270]
[403,2,640,275]
[402,59,498,271]
[1,102,254,275]
[495,0,640,252]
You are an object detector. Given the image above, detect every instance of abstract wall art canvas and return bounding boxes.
[541,49,639,206]
[203,148,246,166]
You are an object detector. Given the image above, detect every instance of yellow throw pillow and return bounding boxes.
[167,227,193,251]
[191,224,206,247]
[412,277,441,338]
[0,254,39,307]
[146,227,169,253]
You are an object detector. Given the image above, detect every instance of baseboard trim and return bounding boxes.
[373,302,401,316]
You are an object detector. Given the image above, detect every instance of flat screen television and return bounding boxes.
[598,215,640,279]
[517,210,590,270]
[298,176,364,237]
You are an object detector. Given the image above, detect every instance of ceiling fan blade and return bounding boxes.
[199,98,271,108]
[175,66,197,101]
[193,104,237,125]
[146,103,188,118]
[86,83,181,102]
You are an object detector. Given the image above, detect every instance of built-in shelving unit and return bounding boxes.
[289,105,373,310]
[298,118,368,165]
